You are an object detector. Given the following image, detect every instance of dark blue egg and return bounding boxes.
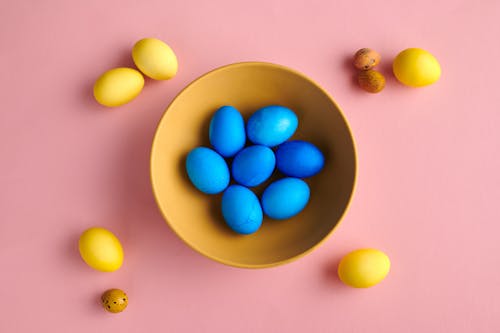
[261,178,310,220]
[231,145,275,187]
[246,105,298,147]
[185,147,230,194]
[222,185,263,234]
[209,106,246,157]
[276,140,325,178]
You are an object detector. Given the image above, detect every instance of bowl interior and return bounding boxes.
[151,62,356,268]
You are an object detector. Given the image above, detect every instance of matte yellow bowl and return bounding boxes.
[151,62,356,268]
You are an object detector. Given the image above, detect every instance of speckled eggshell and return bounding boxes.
[101,289,128,313]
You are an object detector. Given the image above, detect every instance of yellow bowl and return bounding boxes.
[151,62,356,268]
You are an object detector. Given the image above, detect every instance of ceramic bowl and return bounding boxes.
[151,62,356,268]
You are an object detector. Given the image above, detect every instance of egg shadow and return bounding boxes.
[80,76,101,110]
[322,255,346,289]
[208,194,237,236]
[341,53,353,72]
[178,152,191,187]
[378,59,412,95]
[62,229,85,271]
[113,47,137,69]
[111,92,212,269]
[342,55,359,91]
[378,59,398,88]
[198,107,220,147]
[88,289,105,316]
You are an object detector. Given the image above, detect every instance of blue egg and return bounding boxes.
[261,178,310,220]
[232,145,276,187]
[209,105,246,157]
[185,147,230,194]
[246,105,298,147]
[276,140,325,178]
[222,185,263,234]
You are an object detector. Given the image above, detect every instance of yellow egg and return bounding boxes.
[132,38,178,80]
[337,248,390,288]
[78,227,124,272]
[392,48,441,87]
[93,67,144,107]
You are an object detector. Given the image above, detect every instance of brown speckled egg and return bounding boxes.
[357,70,386,93]
[353,48,381,70]
[101,289,128,313]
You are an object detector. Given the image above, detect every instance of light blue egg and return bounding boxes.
[276,140,325,178]
[246,105,298,147]
[261,178,310,220]
[185,147,230,194]
[209,105,246,157]
[231,145,276,187]
[222,185,263,234]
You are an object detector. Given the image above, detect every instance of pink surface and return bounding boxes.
[1,0,499,331]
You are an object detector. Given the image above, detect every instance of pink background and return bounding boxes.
[1,0,499,331]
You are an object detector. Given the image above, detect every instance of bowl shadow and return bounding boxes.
[112,95,219,271]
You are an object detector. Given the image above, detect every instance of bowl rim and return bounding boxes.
[150,61,358,269]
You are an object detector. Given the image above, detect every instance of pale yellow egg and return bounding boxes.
[132,38,178,80]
